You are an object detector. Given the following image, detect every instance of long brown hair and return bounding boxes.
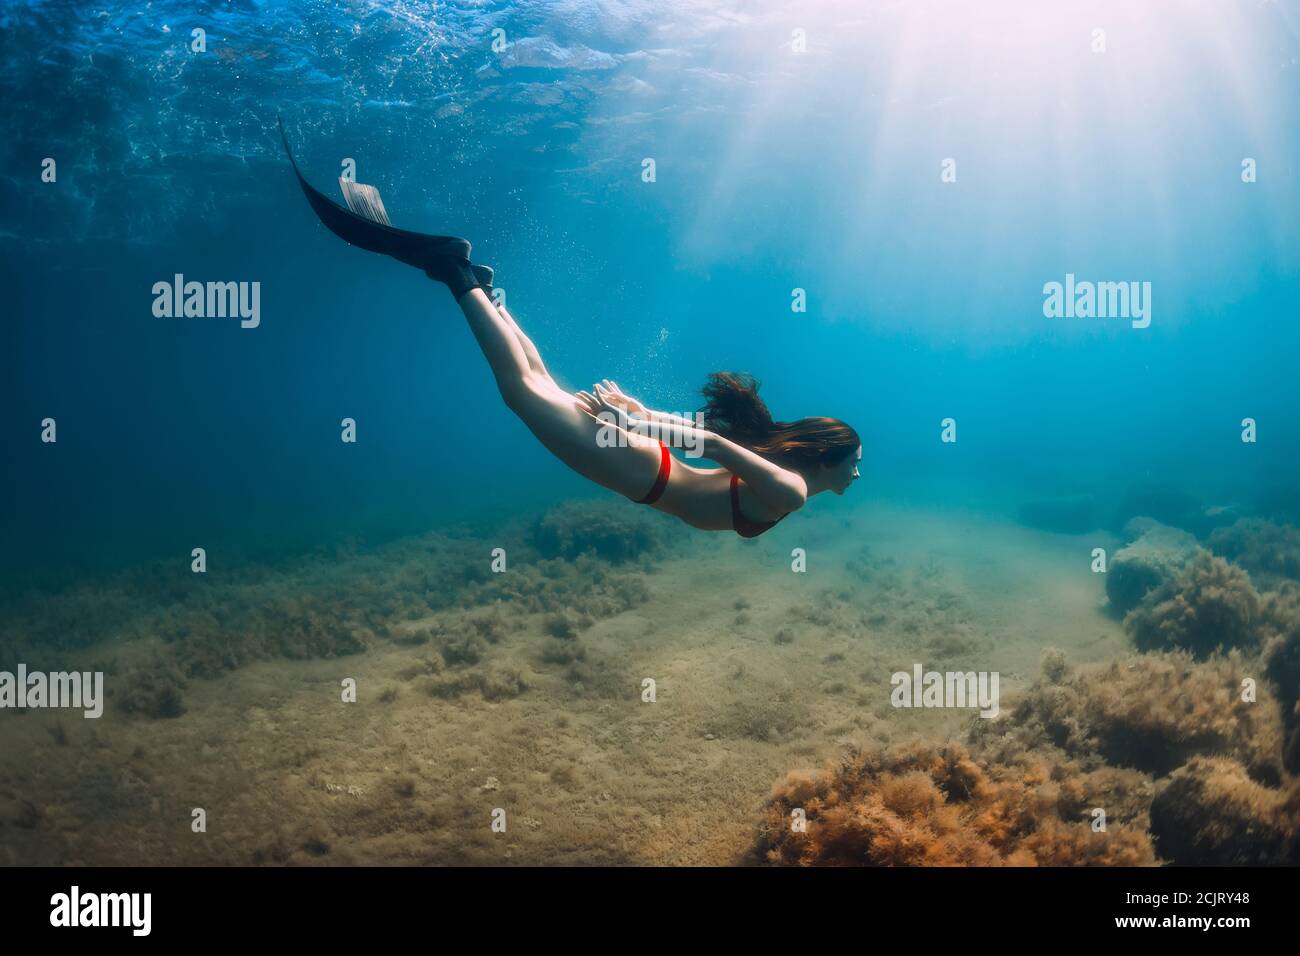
[700,372,859,467]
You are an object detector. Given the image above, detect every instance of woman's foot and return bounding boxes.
[423,251,479,301]
[472,265,495,298]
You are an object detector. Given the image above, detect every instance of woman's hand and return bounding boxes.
[575,381,646,422]
[575,383,634,422]
[574,389,607,418]
[595,380,647,417]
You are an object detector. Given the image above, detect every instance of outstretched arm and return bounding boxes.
[586,380,697,429]
[578,381,710,449]
[701,430,807,513]
[577,384,807,514]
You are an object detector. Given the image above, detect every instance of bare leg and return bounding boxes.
[496,301,554,382]
[457,288,534,393]
[454,289,661,499]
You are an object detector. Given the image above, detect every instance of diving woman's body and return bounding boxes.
[281,121,862,536]
[472,288,859,534]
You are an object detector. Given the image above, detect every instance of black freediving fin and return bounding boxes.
[277,115,472,271]
[471,264,494,297]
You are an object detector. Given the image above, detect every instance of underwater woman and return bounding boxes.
[281,122,861,538]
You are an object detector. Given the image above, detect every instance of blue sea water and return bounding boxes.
[2,0,1299,588]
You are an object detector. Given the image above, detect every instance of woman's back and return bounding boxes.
[650,454,794,533]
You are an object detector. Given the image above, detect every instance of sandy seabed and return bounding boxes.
[2,496,1296,866]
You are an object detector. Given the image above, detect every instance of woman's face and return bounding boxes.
[828,445,863,495]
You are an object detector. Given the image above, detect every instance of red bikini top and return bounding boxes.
[730,473,787,538]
